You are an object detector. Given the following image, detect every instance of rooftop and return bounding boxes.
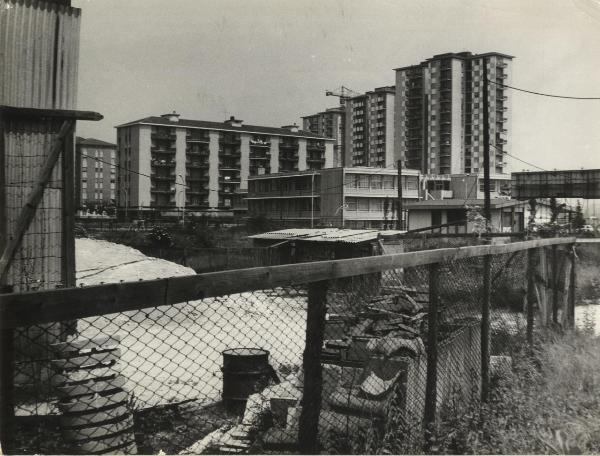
[395,51,515,71]
[76,137,116,148]
[116,116,334,140]
[404,198,522,210]
[249,228,406,244]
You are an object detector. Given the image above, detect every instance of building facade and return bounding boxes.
[247,167,420,229]
[115,113,335,215]
[75,137,117,209]
[344,86,396,168]
[394,52,513,175]
[302,107,345,168]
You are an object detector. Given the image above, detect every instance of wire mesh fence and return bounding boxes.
[1,238,578,455]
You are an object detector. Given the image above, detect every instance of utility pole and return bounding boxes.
[482,57,491,226]
[397,159,403,230]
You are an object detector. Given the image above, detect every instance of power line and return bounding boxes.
[488,143,547,171]
[490,80,600,100]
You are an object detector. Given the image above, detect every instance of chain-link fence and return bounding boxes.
[0,237,578,455]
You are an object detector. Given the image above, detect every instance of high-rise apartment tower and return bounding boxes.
[394,52,513,175]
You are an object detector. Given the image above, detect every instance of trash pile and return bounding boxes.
[180,284,434,453]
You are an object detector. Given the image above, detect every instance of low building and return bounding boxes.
[247,167,421,229]
[405,198,527,233]
[75,137,117,209]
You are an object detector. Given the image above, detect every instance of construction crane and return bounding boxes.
[325,86,360,106]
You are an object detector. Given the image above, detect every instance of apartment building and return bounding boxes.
[75,137,117,208]
[394,52,513,175]
[344,86,395,168]
[247,167,421,229]
[302,106,344,167]
[115,113,334,215]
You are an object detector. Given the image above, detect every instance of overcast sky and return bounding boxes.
[73,0,600,172]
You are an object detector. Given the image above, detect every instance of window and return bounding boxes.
[370,175,382,189]
[358,175,369,189]
[346,198,357,211]
[370,200,383,212]
[358,199,369,211]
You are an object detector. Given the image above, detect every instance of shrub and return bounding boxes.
[147,226,173,248]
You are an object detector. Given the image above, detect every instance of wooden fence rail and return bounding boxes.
[0,238,576,329]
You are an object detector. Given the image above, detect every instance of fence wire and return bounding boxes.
[4,240,577,455]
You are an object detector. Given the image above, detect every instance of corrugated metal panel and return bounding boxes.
[248,228,406,243]
[4,119,64,292]
[0,0,81,109]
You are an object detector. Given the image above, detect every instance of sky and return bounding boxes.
[72,0,600,173]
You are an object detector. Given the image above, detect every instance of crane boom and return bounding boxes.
[325,86,359,105]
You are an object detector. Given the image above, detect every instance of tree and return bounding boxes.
[383,197,390,230]
[573,200,586,229]
[549,197,566,224]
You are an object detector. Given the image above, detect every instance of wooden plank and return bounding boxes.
[51,349,120,370]
[51,335,121,354]
[76,431,136,454]
[58,390,128,414]
[0,120,74,280]
[60,405,129,428]
[63,414,133,442]
[61,123,76,288]
[0,105,103,121]
[56,376,125,398]
[0,238,576,329]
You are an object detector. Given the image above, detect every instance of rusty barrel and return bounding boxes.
[51,335,137,454]
[221,348,273,413]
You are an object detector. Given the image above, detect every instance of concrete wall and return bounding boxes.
[175,128,187,208]
[208,131,220,207]
[298,138,308,171]
[240,133,251,191]
[269,136,280,173]
[319,168,344,226]
[324,142,334,169]
[450,59,463,174]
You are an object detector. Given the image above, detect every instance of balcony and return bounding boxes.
[220,177,241,184]
[150,188,175,195]
[151,147,176,154]
[250,140,271,147]
[151,132,176,141]
[186,135,210,143]
[152,161,176,168]
[307,157,325,164]
[279,155,298,162]
[220,138,241,145]
[250,153,270,160]
[220,164,240,171]
[186,176,209,183]
[186,149,209,157]
[307,143,325,151]
[219,149,241,156]
[151,174,175,182]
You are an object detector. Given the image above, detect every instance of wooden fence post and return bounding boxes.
[527,248,536,346]
[0,327,15,453]
[298,280,328,454]
[551,245,558,324]
[568,244,577,329]
[481,255,491,402]
[424,263,439,449]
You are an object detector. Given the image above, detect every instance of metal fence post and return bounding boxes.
[568,244,577,328]
[298,280,328,454]
[481,255,491,402]
[424,262,439,449]
[0,327,15,453]
[526,248,536,345]
[551,244,558,324]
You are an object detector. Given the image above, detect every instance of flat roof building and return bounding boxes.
[344,86,395,168]
[75,137,117,209]
[395,52,513,175]
[115,113,335,216]
[247,166,421,229]
[302,107,345,168]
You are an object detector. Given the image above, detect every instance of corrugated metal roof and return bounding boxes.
[404,198,522,210]
[248,228,406,244]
